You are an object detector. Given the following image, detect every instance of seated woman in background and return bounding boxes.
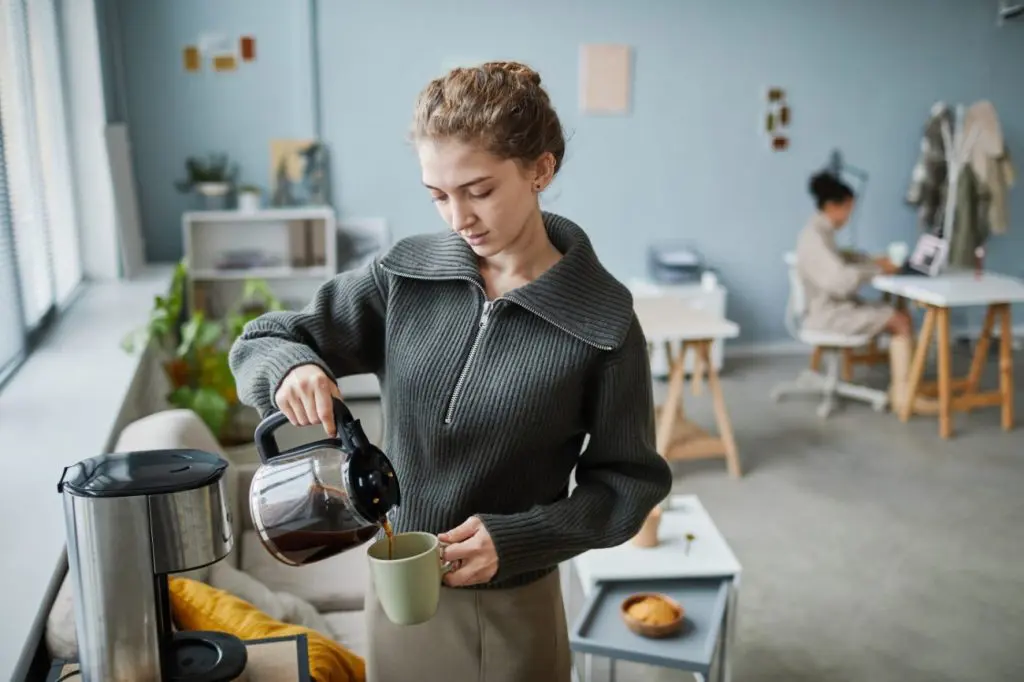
[795,171,927,413]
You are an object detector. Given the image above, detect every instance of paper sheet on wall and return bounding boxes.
[240,35,256,61]
[199,32,232,56]
[183,46,200,72]
[213,55,237,72]
[579,44,632,114]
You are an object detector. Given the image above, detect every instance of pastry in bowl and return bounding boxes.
[620,593,684,638]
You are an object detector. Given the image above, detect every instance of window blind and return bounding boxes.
[0,0,53,328]
[0,115,26,383]
[0,0,83,386]
[25,0,81,306]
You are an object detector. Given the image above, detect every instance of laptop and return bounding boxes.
[897,233,948,277]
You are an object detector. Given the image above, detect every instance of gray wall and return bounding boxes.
[111,0,1024,343]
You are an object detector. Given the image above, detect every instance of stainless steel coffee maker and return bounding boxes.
[58,448,248,681]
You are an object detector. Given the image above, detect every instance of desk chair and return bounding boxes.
[771,253,889,417]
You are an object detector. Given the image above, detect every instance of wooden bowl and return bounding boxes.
[620,592,684,638]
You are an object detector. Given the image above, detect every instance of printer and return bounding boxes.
[647,242,706,285]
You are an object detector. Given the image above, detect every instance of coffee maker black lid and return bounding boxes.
[58,449,228,498]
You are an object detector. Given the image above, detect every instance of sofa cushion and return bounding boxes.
[44,574,76,660]
[322,610,368,658]
[207,562,334,637]
[168,576,365,682]
[241,530,369,612]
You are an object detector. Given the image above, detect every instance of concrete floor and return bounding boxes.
[566,349,1024,682]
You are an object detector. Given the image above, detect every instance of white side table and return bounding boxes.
[570,495,742,682]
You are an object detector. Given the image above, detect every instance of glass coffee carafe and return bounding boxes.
[248,397,401,566]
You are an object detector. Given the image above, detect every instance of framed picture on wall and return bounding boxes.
[269,139,330,207]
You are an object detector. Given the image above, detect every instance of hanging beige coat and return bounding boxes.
[964,100,1015,235]
[795,213,893,337]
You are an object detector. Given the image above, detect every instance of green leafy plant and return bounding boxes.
[238,184,262,194]
[175,153,239,193]
[123,260,282,445]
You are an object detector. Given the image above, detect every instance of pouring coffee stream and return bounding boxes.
[248,396,401,566]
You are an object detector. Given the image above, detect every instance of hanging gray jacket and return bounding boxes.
[906,103,953,233]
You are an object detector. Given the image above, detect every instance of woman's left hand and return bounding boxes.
[438,516,499,587]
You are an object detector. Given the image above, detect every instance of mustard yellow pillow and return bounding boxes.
[168,576,365,682]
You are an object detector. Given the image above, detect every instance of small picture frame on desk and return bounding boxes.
[908,233,948,276]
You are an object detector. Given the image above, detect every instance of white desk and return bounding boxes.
[572,495,742,682]
[872,271,1024,438]
[872,271,1024,308]
[629,280,729,373]
[633,297,742,477]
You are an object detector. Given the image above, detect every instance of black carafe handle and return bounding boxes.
[254,396,357,463]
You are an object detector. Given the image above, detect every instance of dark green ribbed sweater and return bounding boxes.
[229,212,673,589]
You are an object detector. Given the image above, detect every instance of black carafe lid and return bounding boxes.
[58,449,228,498]
[342,420,401,524]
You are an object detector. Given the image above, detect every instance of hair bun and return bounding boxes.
[807,170,854,208]
[483,60,542,86]
[809,171,830,197]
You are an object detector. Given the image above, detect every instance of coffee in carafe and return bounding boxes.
[248,398,401,567]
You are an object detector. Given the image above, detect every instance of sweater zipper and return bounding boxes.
[376,265,501,424]
[444,295,498,424]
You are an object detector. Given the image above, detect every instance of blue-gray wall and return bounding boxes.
[112,0,1024,343]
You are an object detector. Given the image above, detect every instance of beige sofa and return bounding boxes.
[45,407,375,661]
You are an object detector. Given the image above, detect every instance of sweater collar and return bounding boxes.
[379,212,634,350]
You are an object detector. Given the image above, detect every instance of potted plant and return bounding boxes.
[237,184,262,213]
[122,261,283,449]
[175,153,239,209]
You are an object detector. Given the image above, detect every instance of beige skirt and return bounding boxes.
[364,570,571,682]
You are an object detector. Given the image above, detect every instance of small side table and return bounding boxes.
[47,634,311,681]
[570,495,742,682]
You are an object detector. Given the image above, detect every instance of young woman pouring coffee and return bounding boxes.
[229,61,673,682]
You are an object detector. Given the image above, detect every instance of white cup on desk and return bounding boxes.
[887,241,909,267]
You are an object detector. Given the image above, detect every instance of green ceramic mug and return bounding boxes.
[367,531,455,625]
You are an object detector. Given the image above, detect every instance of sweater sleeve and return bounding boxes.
[475,318,673,583]
[228,260,388,417]
[796,223,878,298]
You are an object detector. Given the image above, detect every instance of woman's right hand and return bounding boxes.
[274,364,342,437]
[873,256,898,275]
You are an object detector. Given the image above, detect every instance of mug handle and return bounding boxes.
[438,541,457,576]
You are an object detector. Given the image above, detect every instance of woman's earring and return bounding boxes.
[534,183,542,192]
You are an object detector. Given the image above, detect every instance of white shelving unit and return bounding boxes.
[182,206,386,399]
[182,207,337,318]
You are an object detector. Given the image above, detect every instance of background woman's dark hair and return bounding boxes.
[808,171,854,210]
